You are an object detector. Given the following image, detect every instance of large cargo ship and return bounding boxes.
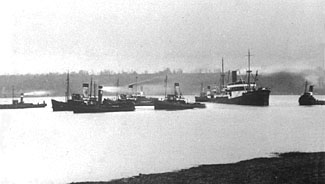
[211,50,270,106]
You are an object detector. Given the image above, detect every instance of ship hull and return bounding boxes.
[299,94,325,105]
[211,89,270,106]
[51,99,84,111]
[72,102,135,113]
[154,101,206,110]
[134,98,158,106]
[0,103,46,109]
[195,96,210,102]
[129,97,158,106]
[51,99,73,111]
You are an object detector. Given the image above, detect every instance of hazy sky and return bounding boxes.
[1,0,324,74]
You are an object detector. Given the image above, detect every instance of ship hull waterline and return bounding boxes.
[72,104,135,113]
[51,99,74,111]
[0,103,47,109]
[211,89,270,106]
[154,101,206,110]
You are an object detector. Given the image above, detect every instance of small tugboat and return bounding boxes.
[298,81,325,105]
[72,86,135,113]
[0,89,46,109]
[154,77,206,110]
[126,77,158,106]
[51,72,84,111]
[211,51,270,106]
[194,83,213,102]
[127,92,158,106]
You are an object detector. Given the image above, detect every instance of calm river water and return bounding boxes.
[0,95,324,184]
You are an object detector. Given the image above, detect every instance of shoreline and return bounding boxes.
[72,151,325,184]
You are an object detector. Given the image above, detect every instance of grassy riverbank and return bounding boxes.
[72,152,325,184]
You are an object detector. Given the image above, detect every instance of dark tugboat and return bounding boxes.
[51,72,84,111]
[72,85,135,113]
[195,83,213,102]
[154,76,206,110]
[298,81,325,105]
[0,88,46,109]
[126,76,158,106]
[211,50,270,106]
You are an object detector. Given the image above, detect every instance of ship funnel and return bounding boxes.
[98,85,103,104]
[20,93,24,103]
[174,83,180,96]
[207,86,211,95]
[309,85,314,93]
[232,71,237,83]
[82,83,89,97]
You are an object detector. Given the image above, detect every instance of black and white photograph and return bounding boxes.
[0,0,324,183]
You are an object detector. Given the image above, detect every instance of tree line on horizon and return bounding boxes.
[0,68,324,97]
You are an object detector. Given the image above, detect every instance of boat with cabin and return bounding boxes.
[0,89,46,109]
[195,83,213,102]
[126,76,158,106]
[154,77,206,110]
[298,81,325,105]
[72,85,135,113]
[210,51,270,106]
[51,72,84,111]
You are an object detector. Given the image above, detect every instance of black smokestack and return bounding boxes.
[98,86,103,104]
[309,85,314,93]
[20,93,24,103]
[232,71,237,83]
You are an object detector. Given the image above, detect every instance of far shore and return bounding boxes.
[71,151,325,184]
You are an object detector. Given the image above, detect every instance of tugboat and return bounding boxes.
[126,76,158,106]
[211,51,270,106]
[194,83,213,102]
[0,88,46,109]
[298,81,325,105]
[127,92,158,106]
[72,85,135,113]
[51,72,84,111]
[154,76,206,110]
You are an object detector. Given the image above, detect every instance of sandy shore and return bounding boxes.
[72,152,325,184]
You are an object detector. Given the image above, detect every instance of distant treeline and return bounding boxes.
[0,68,324,97]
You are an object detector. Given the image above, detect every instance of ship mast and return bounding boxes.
[65,72,70,102]
[94,82,97,98]
[116,78,119,98]
[89,76,93,97]
[135,76,138,94]
[246,49,253,89]
[12,86,15,102]
[220,57,225,90]
[164,75,168,98]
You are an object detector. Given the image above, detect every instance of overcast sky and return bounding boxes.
[0,0,324,74]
